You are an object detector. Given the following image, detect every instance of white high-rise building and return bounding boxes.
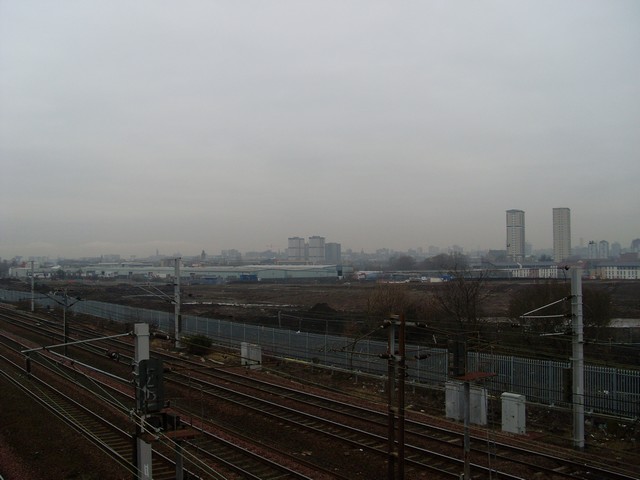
[287,237,306,262]
[307,236,325,264]
[552,208,571,262]
[506,209,525,262]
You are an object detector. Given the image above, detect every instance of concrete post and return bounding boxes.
[397,314,406,480]
[134,323,152,480]
[386,318,396,480]
[463,381,471,479]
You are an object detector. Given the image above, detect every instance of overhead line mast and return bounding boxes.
[174,257,181,349]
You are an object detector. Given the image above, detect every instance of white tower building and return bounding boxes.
[287,237,306,262]
[506,209,525,262]
[307,236,326,264]
[553,208,571,262]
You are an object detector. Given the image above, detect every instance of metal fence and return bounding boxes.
[2,289,638,417]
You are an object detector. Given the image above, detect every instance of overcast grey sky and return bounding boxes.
[1,1,639,259]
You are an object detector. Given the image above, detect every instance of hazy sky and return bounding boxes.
[1,1,639,259]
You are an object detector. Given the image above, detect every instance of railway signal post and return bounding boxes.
[134,323,191,479]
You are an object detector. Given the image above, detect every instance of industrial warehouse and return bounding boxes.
[9,262,351,283]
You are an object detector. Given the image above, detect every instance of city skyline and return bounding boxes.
[2,2,639,259]
[4,223,638,263]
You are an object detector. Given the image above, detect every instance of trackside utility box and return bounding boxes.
[501,392,526,434]
[445,381,487,425]
[241,342,262,370]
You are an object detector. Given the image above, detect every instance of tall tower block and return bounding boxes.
[506,209,525,262]
[553,208,571,262]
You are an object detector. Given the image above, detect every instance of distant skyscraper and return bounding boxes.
[598,240,609,259]
[611,242,621,258]
[307,236,326,264]
[325,242,342,264]
[287,237,306,262]
[506,209,525,262]
[552,208,571,262]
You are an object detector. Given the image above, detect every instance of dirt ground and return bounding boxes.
[7,277,639,331]
[67,278,640,325]
[5,277,640,354]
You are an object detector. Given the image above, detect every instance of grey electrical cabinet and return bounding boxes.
[241,342,262,369]
[445,381,487,425]
[501,392,526,434]
[445,381,464,420]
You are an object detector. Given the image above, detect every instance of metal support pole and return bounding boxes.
[134,323,152,480]
[571,267,584,449]
[463,381,471,479]
[25,353,31,377]
[44,289,81,357]
[30,261,35,312]
[21,332,132,354]
[174,258,181,349]
[387,318,396,480]
[176,442,184,480]
[63,297,68,357]
[397,314,406,480]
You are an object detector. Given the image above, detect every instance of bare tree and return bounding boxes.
[582,287,613,336]
[367,283,412,318]
[388,255,417,271]
[431,267,490,333]
[430,265,490,376]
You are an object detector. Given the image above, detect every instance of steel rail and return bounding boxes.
[163,361,638,480]
[3,309,638,479]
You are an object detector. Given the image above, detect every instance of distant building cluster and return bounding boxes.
[499,206,639,280]
[287,236,342,265]
[3,207,639,282]
[506,207,572,263]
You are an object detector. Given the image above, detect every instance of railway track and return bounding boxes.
[0,311,347,479]
[166,364,639,480]
[0,346,177,479]
[77,328,638,479]
[2,307,639,479]
[164,365,639,480]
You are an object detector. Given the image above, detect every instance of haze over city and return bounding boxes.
[1,1,639,260]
